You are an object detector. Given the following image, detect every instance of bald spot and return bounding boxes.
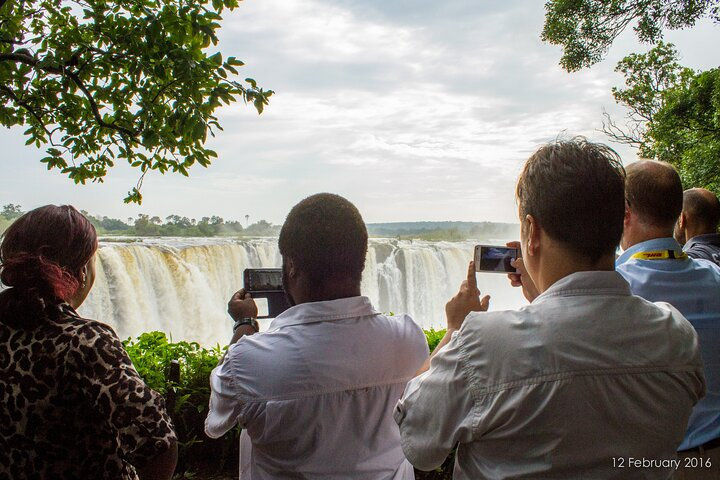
[684,188,720,232]
[625,160,683,228]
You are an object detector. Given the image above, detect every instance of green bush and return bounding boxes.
[123,332,239,477]
[424,327,447,353]
[123,331,222,394]
[124,329,453,478]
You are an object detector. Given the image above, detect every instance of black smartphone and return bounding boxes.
[474,245,520,273]
[243,268,290,318]
[244,268,283,292]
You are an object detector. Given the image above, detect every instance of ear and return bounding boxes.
[285,257,298,278]
[78,263,88,283]
[677,212,686,229]
[526,214,540,256]
[624,201,632,228]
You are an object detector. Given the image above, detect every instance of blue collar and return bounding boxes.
[616,237,684,266]
[685,233,720,250]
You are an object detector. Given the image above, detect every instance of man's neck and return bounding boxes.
[622,223,674,250]
[686,226,716,242]
[534,244,615,294]
[292,282,361,305]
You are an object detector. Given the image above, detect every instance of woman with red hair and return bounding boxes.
[0,205,177,479]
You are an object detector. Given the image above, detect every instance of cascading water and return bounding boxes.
[79,238,525,346]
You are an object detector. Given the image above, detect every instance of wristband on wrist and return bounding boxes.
[233,317,259,333]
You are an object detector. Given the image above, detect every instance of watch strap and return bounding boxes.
[233,317,259,333]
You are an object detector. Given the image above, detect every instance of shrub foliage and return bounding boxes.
[124,329,454,478]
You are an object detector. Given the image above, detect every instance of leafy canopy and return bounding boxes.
[0,0,272,203]
[542,2,720,194]
[605,43,720,194]
[542,0,720,71]
[650,68,720,193]
[602,41,693,153]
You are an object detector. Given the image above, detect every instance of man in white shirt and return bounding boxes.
[395,138,706,479]
[205,193,429,479]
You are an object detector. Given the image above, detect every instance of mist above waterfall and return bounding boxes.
[79,238,525,346]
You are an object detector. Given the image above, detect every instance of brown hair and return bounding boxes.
[279,193,367,286]
[516,137,626,262]
[625,160,683,229]
[1,205,97,322]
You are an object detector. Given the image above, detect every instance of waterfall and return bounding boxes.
[79,238,525,346]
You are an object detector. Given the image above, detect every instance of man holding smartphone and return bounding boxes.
[394,138,705,478]
[205,193,429,479]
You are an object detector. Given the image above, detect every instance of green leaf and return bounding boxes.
[2,0,271,203]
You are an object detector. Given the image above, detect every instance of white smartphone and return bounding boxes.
[474,245,520,273]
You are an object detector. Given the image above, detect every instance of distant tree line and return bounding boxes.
[367,221,520,241]
[0,204,281,237]
[2,205,522,241]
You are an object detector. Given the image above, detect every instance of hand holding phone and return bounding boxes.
[504,241,539,302]
[227,288,259,321]
[243,268,291,318]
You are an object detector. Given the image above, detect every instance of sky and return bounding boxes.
[1,0,719,225]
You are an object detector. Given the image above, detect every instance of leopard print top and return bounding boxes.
[0,291,176,479]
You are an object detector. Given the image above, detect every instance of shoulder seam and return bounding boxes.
[471,364,702,397]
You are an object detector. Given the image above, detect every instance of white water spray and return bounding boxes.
[80,238,525,345]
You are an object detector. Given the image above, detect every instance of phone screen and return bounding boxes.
[244,268,283,292]
[474,245,519,273]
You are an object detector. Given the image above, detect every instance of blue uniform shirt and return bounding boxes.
[684,233,720,267]
[617,237,720,450]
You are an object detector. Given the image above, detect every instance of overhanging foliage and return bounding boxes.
[0,0,272,203]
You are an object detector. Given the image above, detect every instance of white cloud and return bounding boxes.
[2,0,718,224]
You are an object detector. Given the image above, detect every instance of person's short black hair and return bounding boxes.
[516,137,626,262]
[684,188,720,232]
[625,160,683,229]
[278,193,368,285]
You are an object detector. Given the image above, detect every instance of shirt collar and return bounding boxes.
[616,237,683,266]
[533,271,631,305]
[268,296,378,330]
[685,233,720,250]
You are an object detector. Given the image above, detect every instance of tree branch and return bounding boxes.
[0,84,53,138]
[1,51,138,139]
[0,52,63,74]
[151,80,179,104]
[64,70,136,138]
[601,110,644,147]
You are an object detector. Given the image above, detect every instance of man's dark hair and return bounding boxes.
[684,188,720,232]
[625,160,683,229]
[279,193,368,285]
[516,137,626,262]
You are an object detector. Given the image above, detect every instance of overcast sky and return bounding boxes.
[2,0,718,225]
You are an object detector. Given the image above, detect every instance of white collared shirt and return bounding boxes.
[395,271,706,480]
[205,296,429,479]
